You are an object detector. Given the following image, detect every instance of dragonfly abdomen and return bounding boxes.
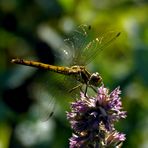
[11,59,80,75]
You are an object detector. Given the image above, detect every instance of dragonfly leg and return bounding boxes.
[90,85,97,93]
[68,84,83,93]
[89,81,104,94]
[84,84,88,96]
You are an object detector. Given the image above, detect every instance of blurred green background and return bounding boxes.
[0,0,148,148]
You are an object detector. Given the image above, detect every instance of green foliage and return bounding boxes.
[0,0,148,147]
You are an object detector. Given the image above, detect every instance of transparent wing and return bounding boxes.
[80,31,120,65]
[35,71,79,119]
[63,24,92,65]
[63,24,120,66]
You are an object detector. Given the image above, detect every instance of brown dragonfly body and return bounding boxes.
[11,25,120,92]
[11,59,102,89]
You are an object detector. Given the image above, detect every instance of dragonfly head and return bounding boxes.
[89,72,102,86]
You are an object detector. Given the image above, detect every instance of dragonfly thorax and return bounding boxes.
[70,66,102,87]
[69,66,91,84]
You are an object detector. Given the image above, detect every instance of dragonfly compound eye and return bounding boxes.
[89,72,102,86]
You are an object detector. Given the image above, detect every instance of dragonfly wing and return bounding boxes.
[80,31,121,65]
[63,25,120,66]
[63,24,93,66]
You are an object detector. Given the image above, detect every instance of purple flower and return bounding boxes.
[67,85,127,147]
[106,131,126,147]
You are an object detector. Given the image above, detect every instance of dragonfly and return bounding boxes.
[11,25,120,94]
